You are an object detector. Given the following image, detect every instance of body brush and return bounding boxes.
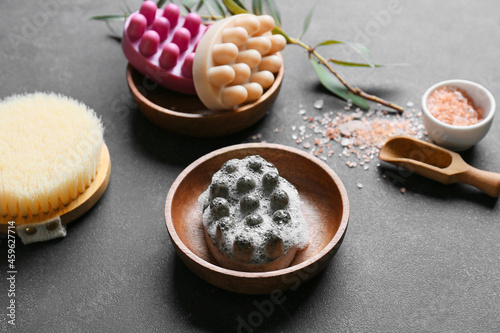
[0,92,111,243]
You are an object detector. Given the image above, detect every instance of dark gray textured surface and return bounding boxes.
[1,1,499,332]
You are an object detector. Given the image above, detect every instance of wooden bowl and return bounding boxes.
[165,143,349,294]
[126,56,284,137]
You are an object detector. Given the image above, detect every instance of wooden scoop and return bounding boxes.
[379,135,500,197]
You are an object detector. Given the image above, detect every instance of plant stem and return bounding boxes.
[288,37,404,113]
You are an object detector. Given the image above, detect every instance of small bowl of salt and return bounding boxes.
[421,79,496,151]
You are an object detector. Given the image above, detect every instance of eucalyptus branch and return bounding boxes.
[288,37,404,113]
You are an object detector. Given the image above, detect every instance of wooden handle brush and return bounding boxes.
[0,92,111,240]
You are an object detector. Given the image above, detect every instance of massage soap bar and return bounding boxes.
[199,155,309,272]
[193,14,286,111]
[122,1,207,94]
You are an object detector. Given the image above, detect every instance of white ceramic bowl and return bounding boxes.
[421,79,496,151]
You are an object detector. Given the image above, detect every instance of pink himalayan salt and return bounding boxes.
[427,86,484,126]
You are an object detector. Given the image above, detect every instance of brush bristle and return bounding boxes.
[0,92,104,218]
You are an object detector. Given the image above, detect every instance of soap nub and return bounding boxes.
[0,93,104,218]
[199,155,309,272]
[193,14,286,111]
[122,1,208,95]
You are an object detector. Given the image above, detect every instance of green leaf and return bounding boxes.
[314,39,376,68]
[345,42,375,68]
[202,0,226,17]
[252,0,263,15]
[182,0,198,11]
[90,15,127,22]
[195,0,204,12]
[157,0,168,8]
[300,0,320,40]
[315,39,344,48]
[233,0,248,11]
[272,26,291,44]
[310,57,370,110]
[212,0,226,16]
[329,59,383,68]
[263,0,281,27]
[222,0,249,14]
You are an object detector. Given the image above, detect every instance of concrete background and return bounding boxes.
[1,1,499,332]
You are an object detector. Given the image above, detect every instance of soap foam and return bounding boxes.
[199,155,309,264]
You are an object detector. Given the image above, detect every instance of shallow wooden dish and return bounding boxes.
[0,144,111,233]
[165,143,349,294]
[126,56,284,137]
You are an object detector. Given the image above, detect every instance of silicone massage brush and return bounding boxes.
[193,14,286,111]
[122,1,208,95]
[0,93,111,243]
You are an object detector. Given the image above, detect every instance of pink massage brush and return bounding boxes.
[122,1,208,94]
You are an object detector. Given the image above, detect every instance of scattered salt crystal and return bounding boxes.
[357,183,363,189]
[400,187,406,194]
[291,125,296,131]
[274,128,279,133]
[363,165,370,170]
[314,99,324,109]
[406,101,414,107]
[346,161,357,168]
[341,137,351,146]
[290,100,426,171]
[352,111,363,119]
